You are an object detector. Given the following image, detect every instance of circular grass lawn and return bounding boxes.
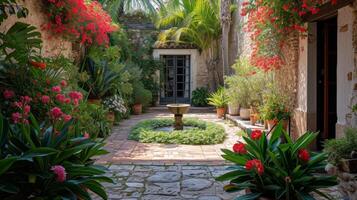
[128,118,226,145]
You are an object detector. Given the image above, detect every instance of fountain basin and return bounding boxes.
[167,104,191,115]
[166,104,191,130]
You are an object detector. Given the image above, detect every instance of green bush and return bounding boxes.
[324,128,357,165]
[133,83,152,107]
[191,87,209,106]
[129,118,226,145]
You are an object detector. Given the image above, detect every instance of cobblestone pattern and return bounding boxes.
[94,164,244,200]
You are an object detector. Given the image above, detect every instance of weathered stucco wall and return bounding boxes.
[0,0,73,58]
[336,6,356,137]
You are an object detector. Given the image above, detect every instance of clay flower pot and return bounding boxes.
[132,103,142,115]
[106,111,115,125]
[240,108,251,120]
[267,119,278,130]
[250,114,259,125]
[228,104,239,116]
[216,107,226,118]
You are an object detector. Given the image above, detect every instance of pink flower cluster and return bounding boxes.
[7,93,32,124]
[51,165,67,182]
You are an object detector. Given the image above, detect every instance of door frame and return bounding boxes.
[152,48,199,105]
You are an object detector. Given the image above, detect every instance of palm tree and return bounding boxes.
[99,0,162,20]
[155,0,223,90]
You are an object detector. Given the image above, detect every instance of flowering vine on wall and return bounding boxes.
[242,0,337,71]
[42,0,118,46]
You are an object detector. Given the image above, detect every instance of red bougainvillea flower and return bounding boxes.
[51,165,67,182]
[60,80,68,87]
[245,159,264,175]
[233,142,247,154]
[3,90,15,99]
[52,86,61,93]
[11,112,21,124]
[251,130,262,140]
[298,148,310,162]
[29,61,46,70]
[41,95,51,104]
[51,107,63,119]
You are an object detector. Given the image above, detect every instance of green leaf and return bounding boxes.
[216,168,248,181]
[22,147,59,159]
[83,180,108,200]
[221,149,248,165]
[0,157,17,175]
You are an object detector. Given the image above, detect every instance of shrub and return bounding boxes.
[0,114,113,199]
[259,84,290,120]
[324,128,357,165]
[207,87,228,108]
[191,87,209,107]
[133,83,152,108]
[217,123,337,200]
[129,118,226,145]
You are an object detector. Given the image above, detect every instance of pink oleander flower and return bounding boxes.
[11,112,21,124]
[41,95,51,104]
[68,91,83,100]
[55,94,66,103]
[24,105,31,113]
[60,80,68,87]
[21,96,31,104]
[3,90,15,99]
[52,86,61,93]
[63,114,72,122]
[64,98,71,104]
[51,107,63,119]
[13,101,23,108]
[51,165,67,182]
[83,132,90,139]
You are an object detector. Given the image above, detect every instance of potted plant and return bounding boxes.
[217,123,337,199]
[79,58,120,105]
[132,83,152,115]
[102,95,128,126]
[207,87,228,118]
[226,88,240,116]
[260,85,290,130]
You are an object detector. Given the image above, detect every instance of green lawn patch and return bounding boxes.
[128,118,226,145]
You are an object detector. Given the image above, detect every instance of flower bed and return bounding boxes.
[129,118,226,145]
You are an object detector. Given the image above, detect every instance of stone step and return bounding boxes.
[226,114,268,132]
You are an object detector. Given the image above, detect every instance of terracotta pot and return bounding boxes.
[132,103,142,115]
[216,107,226,118]
[106,111,115,125]
[240,108,251,120]
[228,104,240,116]
[87,98,101,105]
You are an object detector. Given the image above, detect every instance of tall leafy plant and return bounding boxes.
[217,123,337,200]
[0,114,113,199]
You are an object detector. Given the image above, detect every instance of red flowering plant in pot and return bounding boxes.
[217,123,337,200]
[241,0,338,71]
[42,0,118,46]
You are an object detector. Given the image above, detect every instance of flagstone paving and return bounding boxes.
[96,110,241,165]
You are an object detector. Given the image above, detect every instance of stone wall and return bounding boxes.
[0,0,73,58]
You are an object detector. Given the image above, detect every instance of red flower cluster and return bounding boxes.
[11,95,32,124]
[43,0,118,46]
[298,148,310,162]
[251,130,262,140]
[242,0,338,70]
[233,142,247,154]
[245,159,264,175]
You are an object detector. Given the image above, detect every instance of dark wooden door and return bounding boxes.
[316,16,337,148]
[160,55,191,104]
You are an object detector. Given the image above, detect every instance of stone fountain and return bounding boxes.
[167,104,191,130]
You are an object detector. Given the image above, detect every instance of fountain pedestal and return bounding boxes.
[167,104,191,130]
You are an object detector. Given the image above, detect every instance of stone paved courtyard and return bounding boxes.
[97,109,241,165]
[95,109,344,200]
